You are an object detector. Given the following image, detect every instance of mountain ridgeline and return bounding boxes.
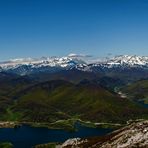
[0,55,148,83]
[0,75,147,124]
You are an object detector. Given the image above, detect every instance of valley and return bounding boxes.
[0,55,148,147]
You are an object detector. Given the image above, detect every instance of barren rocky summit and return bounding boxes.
[61,120,148,148]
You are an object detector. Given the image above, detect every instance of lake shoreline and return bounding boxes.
[0,119,123,130]
[0,121,114,148]
[0,121,20,128]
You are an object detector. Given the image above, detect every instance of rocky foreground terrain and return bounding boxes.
[61,120,148,148]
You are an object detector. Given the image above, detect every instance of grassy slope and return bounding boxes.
[0,76,35,120]
[11,80,148,123]
[122,79,148,103]
[0,142,13,148]
[0,74,147,124]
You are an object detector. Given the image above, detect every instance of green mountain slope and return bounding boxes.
[9,80,148,123]
[0,75,35,119]
[122,79,148,104]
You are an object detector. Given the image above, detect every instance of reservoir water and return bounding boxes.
[0,123,113,148]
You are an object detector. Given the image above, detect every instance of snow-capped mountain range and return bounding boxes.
[0,57,78,69]
[105,55,148,66]
[0,54,148,75]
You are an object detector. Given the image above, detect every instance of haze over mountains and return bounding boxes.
[0,54,148,75]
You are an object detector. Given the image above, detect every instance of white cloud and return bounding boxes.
[68,53,92,58]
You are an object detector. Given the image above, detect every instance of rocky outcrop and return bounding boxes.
[0,121,20,128]
[61,138,88,148]
[61,120,148,148]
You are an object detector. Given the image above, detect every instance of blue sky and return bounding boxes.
[0,0,148,60]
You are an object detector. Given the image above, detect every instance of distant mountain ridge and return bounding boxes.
[0,55,148,75]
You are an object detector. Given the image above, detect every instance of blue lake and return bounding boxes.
[0,124,113,148]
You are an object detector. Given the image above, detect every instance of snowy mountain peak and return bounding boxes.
[0,56,85,71]
[0,54,148,75]
[105,55,148,66]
